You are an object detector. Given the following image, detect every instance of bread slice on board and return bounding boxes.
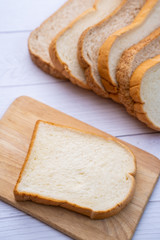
[14,120,136,219]
[98,0,159,101]
[49,0,122,89]
[78,0,146,100]
[117,27,160,116]
[129,55,160,131]
[28,0,95,79]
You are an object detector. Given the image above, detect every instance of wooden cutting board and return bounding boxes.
[0,96,159,240]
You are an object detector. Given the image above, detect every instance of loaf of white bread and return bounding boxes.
[14,120,136,219]
[28,0,160,131]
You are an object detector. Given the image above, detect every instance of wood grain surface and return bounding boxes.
[0,96,159,240]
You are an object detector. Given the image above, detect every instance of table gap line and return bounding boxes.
[0,30,32,34]
[117,131,159,138]
[0,80,67,88]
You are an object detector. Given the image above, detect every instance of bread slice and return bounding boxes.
[78,0,146,99]
[49,0,123,89]
[28,0,95,78]
[98,0,159,101]
[14,120,136,219]
[129,55,160,131]
[117,27,160,116]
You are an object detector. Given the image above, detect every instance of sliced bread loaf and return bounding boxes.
[28,0,95,78]
[78,0,146,99]
[98,0,159,101]
[49,0,122,89]
[14,120,136,219]
[117,27,160,116]
[130,55,160,131]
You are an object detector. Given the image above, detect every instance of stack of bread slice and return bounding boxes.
[29,0,160,131]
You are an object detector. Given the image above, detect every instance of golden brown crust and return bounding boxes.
[77,27,92,70]
[14,175,135,219]
[100,78,121,102]
[117,27,160,116]
[99,33,118,89]
[98,0,158,95]
[130,55,160,131]
[109,93,121,103]
[77,0,127,97]
[117,48,141,115]
[14,120,136,219]
[78,28,109,96]
[101,78,119,94]
[85,67,109,98]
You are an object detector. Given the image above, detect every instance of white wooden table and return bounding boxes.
[0,1,160,239]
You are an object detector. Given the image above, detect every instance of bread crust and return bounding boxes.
[130,55,160,130]
[98,0,158,96]
[117,27,160,116]
[28,44,66,79]
[77,0,127,97]
[84,67,109,97]
[14,120,136,220]
[49,1,100,89]
[28,0,75,79]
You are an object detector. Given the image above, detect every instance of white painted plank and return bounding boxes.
[0,32,62,87]
[119,133,160,162]
[0,200,159,240]
[0,0,66,32]
[119,134,160,201]
[0,202,70,240]
[0,83,154,136]
[132,201,160,240]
